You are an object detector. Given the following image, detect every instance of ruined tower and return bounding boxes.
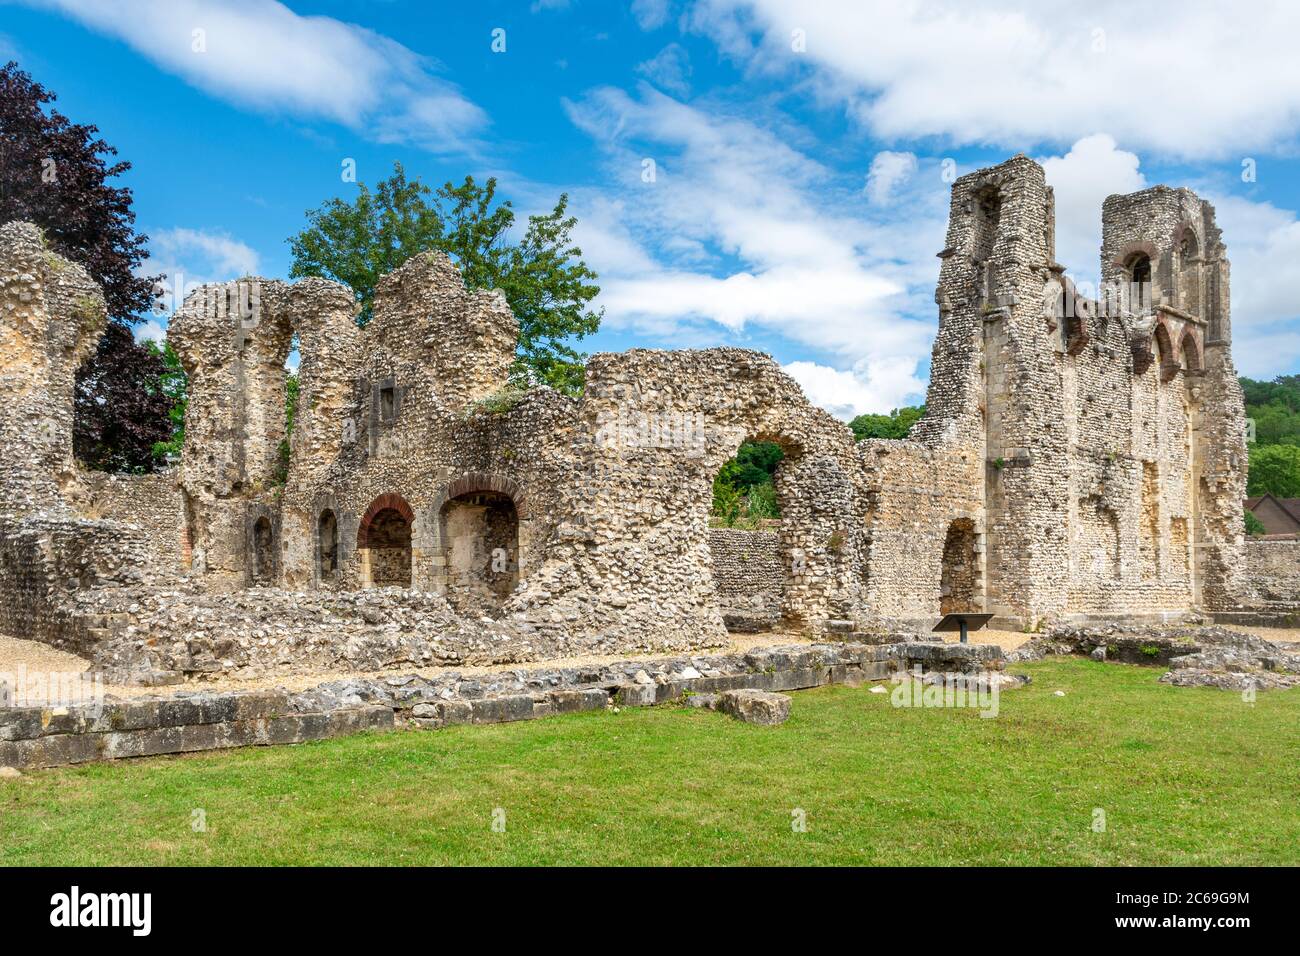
[917,156,1248,625]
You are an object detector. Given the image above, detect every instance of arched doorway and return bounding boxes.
[358,493,414,588]
[318,509,338,584]
[940,518,977,615]
[440,491,519,614]
[251,516,274,586]
[706,437,795,632]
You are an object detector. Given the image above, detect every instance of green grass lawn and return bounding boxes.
[1,657,1297,866]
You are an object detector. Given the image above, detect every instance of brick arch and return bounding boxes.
[433,472,529,519]
[357,492,415,548]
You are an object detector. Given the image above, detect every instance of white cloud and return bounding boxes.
[785,358,925,421]
[565,85,945,416]
[691,0,1300,158]
[631,0,673,30]
[1040,134,1145,286]
[1210,195,1300,379]
[26,0,487,153]
[636,43,692,97]
[864,150,916,206]
[141,227,262,318]
[133,319,166,345]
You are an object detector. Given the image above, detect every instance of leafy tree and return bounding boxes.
[148,340,188,464]
[73,325,174,472]
[288,163,601,393]
[2,60,170,471]
[1247,444,1300,498]
[1245,509,1266,537]
[712,440,784,525]
[849,405,926,441]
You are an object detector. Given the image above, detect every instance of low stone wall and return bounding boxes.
[1245,538,1300,603]
[0,689,394,771]
[0,640,1003,769]
[708,528,784,630]
[81,469,186,572]
[0,514,157,652]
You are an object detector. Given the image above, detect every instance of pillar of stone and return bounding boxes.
[0,221,107,518]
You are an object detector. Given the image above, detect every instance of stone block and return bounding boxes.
[471,695,536,724]
[614,682,656,706]
[0,708,44,741]
[548,688,608,714]
[718,689,791,726]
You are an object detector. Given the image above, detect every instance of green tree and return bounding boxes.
[849,405,926,440]
[1245,509,1266,537]
[148,340,188,464]
[711,440,784,525]
[287,163,601,393]
[1247,443,1300,498]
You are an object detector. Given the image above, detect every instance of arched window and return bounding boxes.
[1126,253,1152,313]
[318,509,338,583]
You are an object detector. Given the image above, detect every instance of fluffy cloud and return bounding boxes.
[1210,195,1300,379]
[864,150,917,206]
[26,0,487,153]
[690,0,1300,158]
[565,85,946,416]
[1040,134,1145,286]
[141,227,262,317]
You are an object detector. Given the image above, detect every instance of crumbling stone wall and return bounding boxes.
[866,156,1248,627]
[0,222,106,516]
[1245,539,1300,605]
[0,151,1260,677]
[80,469,185,569]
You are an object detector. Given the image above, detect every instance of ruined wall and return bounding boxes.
[891,157,1249,626]
[708,528,783,628]
[167,276,359,589]
[0,222,107,517]
[1245,539,1300,605]
[79,468,186,570]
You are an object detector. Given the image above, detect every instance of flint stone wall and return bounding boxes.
[708,528,783,629]
[1244,539,1300,604]
[81,469,185,569]
[0,152,1263,678]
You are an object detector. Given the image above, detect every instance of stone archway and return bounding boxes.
[432,473,529,615]
[358,493,414,588]
[940,518,978,615]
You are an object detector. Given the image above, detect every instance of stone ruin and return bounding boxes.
[0,155,1293,687]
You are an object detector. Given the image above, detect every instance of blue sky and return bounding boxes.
[5,0,1300,418]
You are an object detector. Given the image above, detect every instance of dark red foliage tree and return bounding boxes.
[73,324,174,472]
[1,60,171,471]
